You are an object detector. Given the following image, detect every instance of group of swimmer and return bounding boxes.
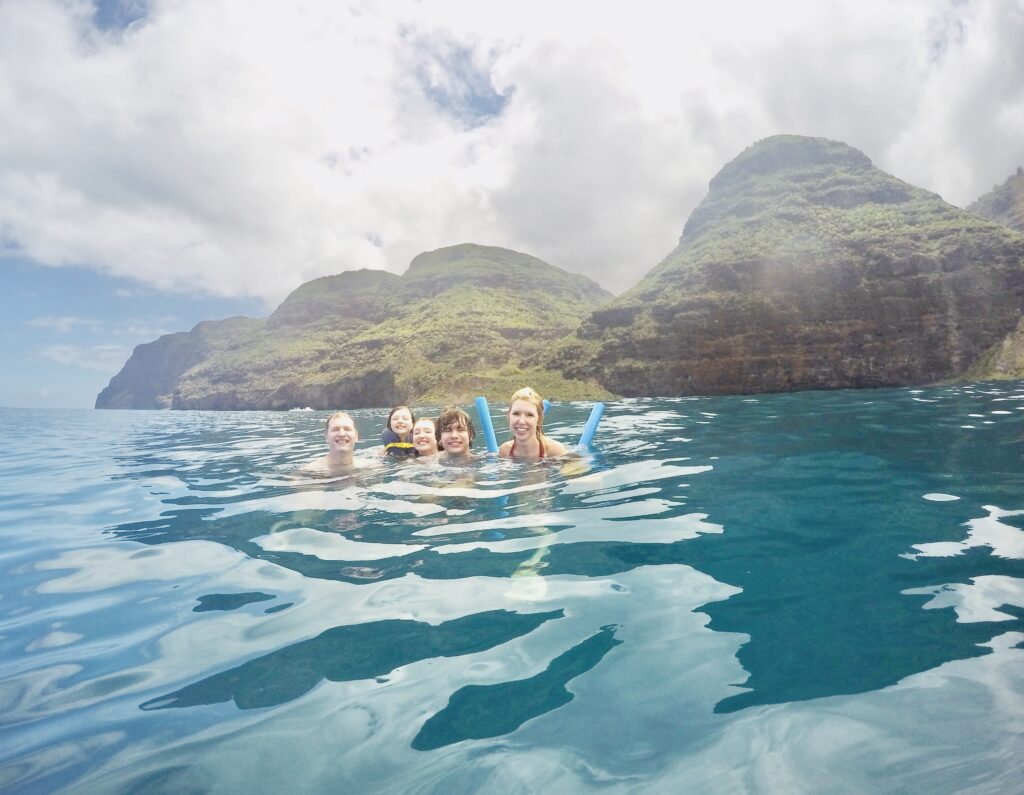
[311,387,570,474]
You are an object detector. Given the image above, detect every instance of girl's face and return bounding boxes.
[509,399,539,440]
[412,420,438,456]
[389,408,413,436]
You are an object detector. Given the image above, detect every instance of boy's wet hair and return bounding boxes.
[435,405,475,447]
[325,411,356,433]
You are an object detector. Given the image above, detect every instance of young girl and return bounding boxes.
[498,387,568,460]
[380,405,417,458]
[411,418,440,458]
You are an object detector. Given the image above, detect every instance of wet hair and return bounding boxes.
[385,405,416,435]
[324,411,357,433]
[435,405,476,448]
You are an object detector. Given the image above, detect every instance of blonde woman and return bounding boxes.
[498,387,567,460]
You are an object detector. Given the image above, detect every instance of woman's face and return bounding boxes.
[509,399,539,440]
[440,421,471,456]
[389,408,413,436]
[412,419,438,456]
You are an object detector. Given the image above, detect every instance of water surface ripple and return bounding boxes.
[1,384,1022,793]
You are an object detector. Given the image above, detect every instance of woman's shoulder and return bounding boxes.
[498,440,513,458]
[544,437,569,456]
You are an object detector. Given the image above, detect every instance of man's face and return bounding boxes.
[326,415,358,453]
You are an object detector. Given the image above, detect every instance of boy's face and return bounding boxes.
[440,421,471,455]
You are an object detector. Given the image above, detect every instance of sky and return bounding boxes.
[1,0,1023,408]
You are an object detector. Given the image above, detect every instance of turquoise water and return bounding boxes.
[1,385,1022,793]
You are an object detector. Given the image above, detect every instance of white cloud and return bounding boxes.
[28,315,97,333]
[39,343,132,371]
[1,0,1022,303]
[27,314,176,338]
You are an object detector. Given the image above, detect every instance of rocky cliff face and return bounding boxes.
[99,138,1024,410]
[97,245,613,409]
[95,317,262,408]
[963,167,1024,381]
[553,135,1024,396]
[968,167,1024,233]
[962,317,1024,381]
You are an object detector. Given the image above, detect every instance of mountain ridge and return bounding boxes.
[97,244,614,409]
[550,135,1024,396]
[97,137,1024,410]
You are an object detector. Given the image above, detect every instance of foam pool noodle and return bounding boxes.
[578,402,605,449]
[474,396,499,454]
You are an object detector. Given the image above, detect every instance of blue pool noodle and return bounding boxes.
[578,402,605,449]
[474,396,499,453]
[542,399,550,416]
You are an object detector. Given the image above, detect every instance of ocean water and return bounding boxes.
[1,384,1022,794]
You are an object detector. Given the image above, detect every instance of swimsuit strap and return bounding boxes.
[509,437,544,459]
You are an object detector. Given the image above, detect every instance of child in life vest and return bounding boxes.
[381,405,417,458]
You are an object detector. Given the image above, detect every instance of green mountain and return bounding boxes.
[96,244,614,409]
[550,135,1024,395]
[968,166,1024,233]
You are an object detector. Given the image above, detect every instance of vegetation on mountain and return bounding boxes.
[97,245,613,409]
[98,137,1024,410]
[962,317,1024,381]
[551,135,1024,395]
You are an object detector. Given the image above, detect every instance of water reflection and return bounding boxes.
[4,390,1022,791]
[665,387,1024,712]
[412,625,622,750]
[100,391,1024,725]
[141,609,562,711]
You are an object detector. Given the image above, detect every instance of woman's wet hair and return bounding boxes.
[435,405,476,447]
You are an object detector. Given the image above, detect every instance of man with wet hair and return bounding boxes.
[304,411,360,474]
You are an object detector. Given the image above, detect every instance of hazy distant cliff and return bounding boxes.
[98,137,1024,409]
[97,245,612,409]
[968,166,1024,233]
[550,135,1024,395]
